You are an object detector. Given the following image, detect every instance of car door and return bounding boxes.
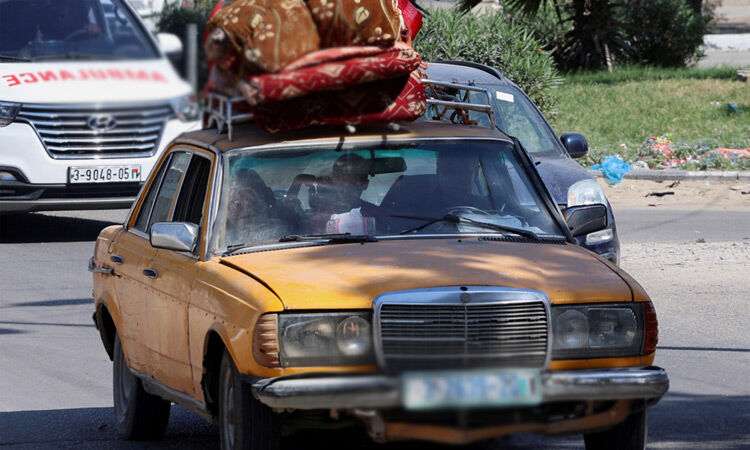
[142,149,214,395]
[109,151,191,379]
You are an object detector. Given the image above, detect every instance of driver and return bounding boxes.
[308,153,382,233]
[42,0,101,41]
[330,153,378,215]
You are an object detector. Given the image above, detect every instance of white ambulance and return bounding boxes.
[0,0,200,213]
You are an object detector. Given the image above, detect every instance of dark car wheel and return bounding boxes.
[219,349,281,450]
[113,333,171,440]
[584,409,647,450]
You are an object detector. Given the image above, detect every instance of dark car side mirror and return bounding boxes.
[561,132,589,159]
[564,204,607,237]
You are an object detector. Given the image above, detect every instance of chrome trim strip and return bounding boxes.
[222,136,515,155]
[252,367,669,410]
[372,287,552,371]
[130,368,213,422]
[541,368,669,402]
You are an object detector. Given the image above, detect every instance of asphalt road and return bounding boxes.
[1,207,748,449]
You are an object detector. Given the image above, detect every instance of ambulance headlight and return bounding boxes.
[0,102,21,127]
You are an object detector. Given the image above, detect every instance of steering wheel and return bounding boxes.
[63,29,90,42]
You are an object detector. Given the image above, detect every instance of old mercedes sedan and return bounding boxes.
[90,116,667,450]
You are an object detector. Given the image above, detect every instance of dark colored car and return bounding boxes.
[425,62,620,264]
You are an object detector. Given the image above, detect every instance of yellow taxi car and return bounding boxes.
[90,99,667,449]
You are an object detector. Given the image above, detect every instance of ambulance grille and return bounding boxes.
[377,300,549,372]
[17,103,171,159]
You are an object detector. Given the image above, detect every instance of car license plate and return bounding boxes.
[402,369,542,410]
[69,165,141,184]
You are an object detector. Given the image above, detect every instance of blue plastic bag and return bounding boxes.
[591,156,632,185]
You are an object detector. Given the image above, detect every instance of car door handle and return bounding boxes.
[110,255,124,264]
[142,268,158,279]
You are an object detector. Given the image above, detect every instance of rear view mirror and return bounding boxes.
[371,157,406,175]
[150,222,199,252]
[561,133,589,159]
[564,204,607,237]
[156,32,183,59]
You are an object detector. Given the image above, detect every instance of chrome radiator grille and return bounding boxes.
[376,294,549,372]
[17,103,171,159]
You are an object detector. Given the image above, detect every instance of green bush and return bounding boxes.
[414,9,560,113]
[621,0,710,67]
[156,1,215,88]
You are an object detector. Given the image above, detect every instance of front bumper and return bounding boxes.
[252,367,668,410]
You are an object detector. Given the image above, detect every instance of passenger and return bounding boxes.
[226,169,294,245]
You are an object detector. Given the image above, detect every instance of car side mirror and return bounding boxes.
[561,132,588,159]
[150,222,199,252]
[156,32,183,59]
[564,204,607,237]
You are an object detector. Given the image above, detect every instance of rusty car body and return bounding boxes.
[91,111,667,449]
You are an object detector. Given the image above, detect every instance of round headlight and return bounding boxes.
[554,310,588,349]
[336,316,372,356]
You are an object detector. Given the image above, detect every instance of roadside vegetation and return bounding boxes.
[551,66,750,170]
[414,8,560,113]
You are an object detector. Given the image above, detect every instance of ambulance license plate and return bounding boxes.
[69,165,141,183]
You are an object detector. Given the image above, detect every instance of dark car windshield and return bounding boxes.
[213,140,565,253]
[0,0,157,60]
[422,82,565,157]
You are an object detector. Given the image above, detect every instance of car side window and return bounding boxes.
[133,154,171,233]
[147,151,191,230]
[172,154,212,227]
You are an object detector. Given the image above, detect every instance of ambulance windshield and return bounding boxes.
[0,0,157,61]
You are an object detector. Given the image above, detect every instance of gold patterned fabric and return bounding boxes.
[306,0,401,47]
[208,0,320,74]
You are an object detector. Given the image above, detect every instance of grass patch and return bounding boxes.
[563,65,741,84]
[550,66,749,170]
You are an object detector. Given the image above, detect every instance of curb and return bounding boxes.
[589,169,750,181]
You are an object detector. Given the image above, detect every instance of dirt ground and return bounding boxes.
[597,177,750,210]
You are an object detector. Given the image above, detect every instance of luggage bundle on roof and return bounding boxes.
[202,0,428,133]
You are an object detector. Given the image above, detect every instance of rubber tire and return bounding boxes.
[584,409,648,450]
[218,349,281,450]
[112,334,171,440]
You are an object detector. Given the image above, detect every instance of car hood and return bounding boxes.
[219,238,633,310]
[534,156,593,205]
[0,60,190,103]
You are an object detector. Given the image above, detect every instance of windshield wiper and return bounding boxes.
[223,233,378,256]
[0,55,33,62]
[392,214,539,240]
[279,233,378,243]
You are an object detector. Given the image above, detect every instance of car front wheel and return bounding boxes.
[584,409,647,450]
[219,349,281,450]
[113,333,171,440]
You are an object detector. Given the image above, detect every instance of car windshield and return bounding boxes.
[0,0,157,60]
[422,83,565,157]
[213,139,565,253]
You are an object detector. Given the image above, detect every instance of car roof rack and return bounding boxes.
[202,92,254,141]
[202,80,495,140]
[422,79,495,127]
